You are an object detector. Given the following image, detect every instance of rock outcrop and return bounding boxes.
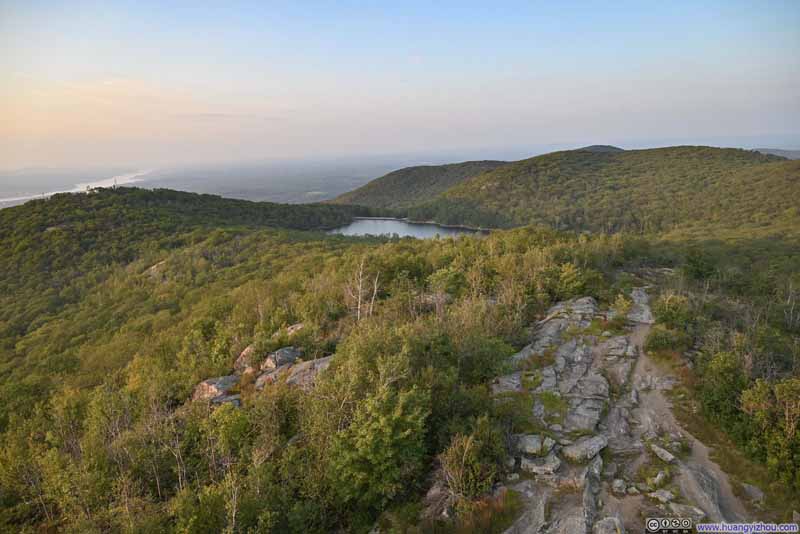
[562,435,608,463]
[496,288,749,533]
[514,434,555,457]
[196,333,331,409]
[192,375,240,406]
[234,345,258,374]
[261,346,304,371]
[520,452,562,476]
[253,356,332,391]
[284,356,332,389]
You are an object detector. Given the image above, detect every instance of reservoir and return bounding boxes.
[329,217,482,238]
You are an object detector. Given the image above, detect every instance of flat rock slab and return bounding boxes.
[563,435,608,463]
[521,452,562,475]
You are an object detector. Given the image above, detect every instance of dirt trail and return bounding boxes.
[629,322,749,522]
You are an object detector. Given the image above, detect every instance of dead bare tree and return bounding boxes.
[780,279,799,331]
[345,257,380,321]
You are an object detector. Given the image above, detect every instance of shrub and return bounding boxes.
[331,386,430,513]
[440,433,496,503]
[653,291,692,329]
[611,293,633,317]
[644,324,691,354]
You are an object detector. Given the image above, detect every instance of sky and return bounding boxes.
[1,0,799,170]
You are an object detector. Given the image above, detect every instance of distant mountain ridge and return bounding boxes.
[330,160,507,209]
[333,145,799,237]
[411,146,798,234]
[754,148,800,160]
[576,145,625,153]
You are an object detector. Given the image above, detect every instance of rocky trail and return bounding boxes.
[494,288,752,533]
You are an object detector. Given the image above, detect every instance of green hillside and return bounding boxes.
[0,189,653,531]
[405,146,799,236]
[0,187,370,354]
[330,160,507,209]
[0,185,798,532]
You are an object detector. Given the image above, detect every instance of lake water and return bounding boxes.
[329,218,480,238]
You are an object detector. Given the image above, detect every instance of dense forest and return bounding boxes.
[1,152,799,532]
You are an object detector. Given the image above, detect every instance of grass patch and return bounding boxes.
[494,391,543,434]
[584,317,626,337]
[537,391,568,423]
[519,349,555,372]
[521,371,543,391]
[634,460,671,487]
[561,325,583,341]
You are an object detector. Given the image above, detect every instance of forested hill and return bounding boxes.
[0,187,370,352]
[337,146,799,236]
[329,160,507,209]
[1,174,799,532]
[336,145,800,235]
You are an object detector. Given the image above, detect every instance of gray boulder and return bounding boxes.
[650,443,675,463]
[515,434,543,455]
[520,451,562,475]
[212,394,241,407]
[514,434,556,456]
[421,475,453,520]
[192,375,238,402]
[261,346,303,370]
[562,435,608,463]
[741,483,764,504]
[255,356,332,391]
[234,345,258,374]
[285,356,332,389]
[254,365,291,390]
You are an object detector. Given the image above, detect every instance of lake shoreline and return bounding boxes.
[352,216,490,233]
[330,217,486,238]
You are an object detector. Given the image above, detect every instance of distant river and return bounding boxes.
[329,217,483,238]
[0,170,153,208]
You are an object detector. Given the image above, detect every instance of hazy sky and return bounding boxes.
[2,0,799,170]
